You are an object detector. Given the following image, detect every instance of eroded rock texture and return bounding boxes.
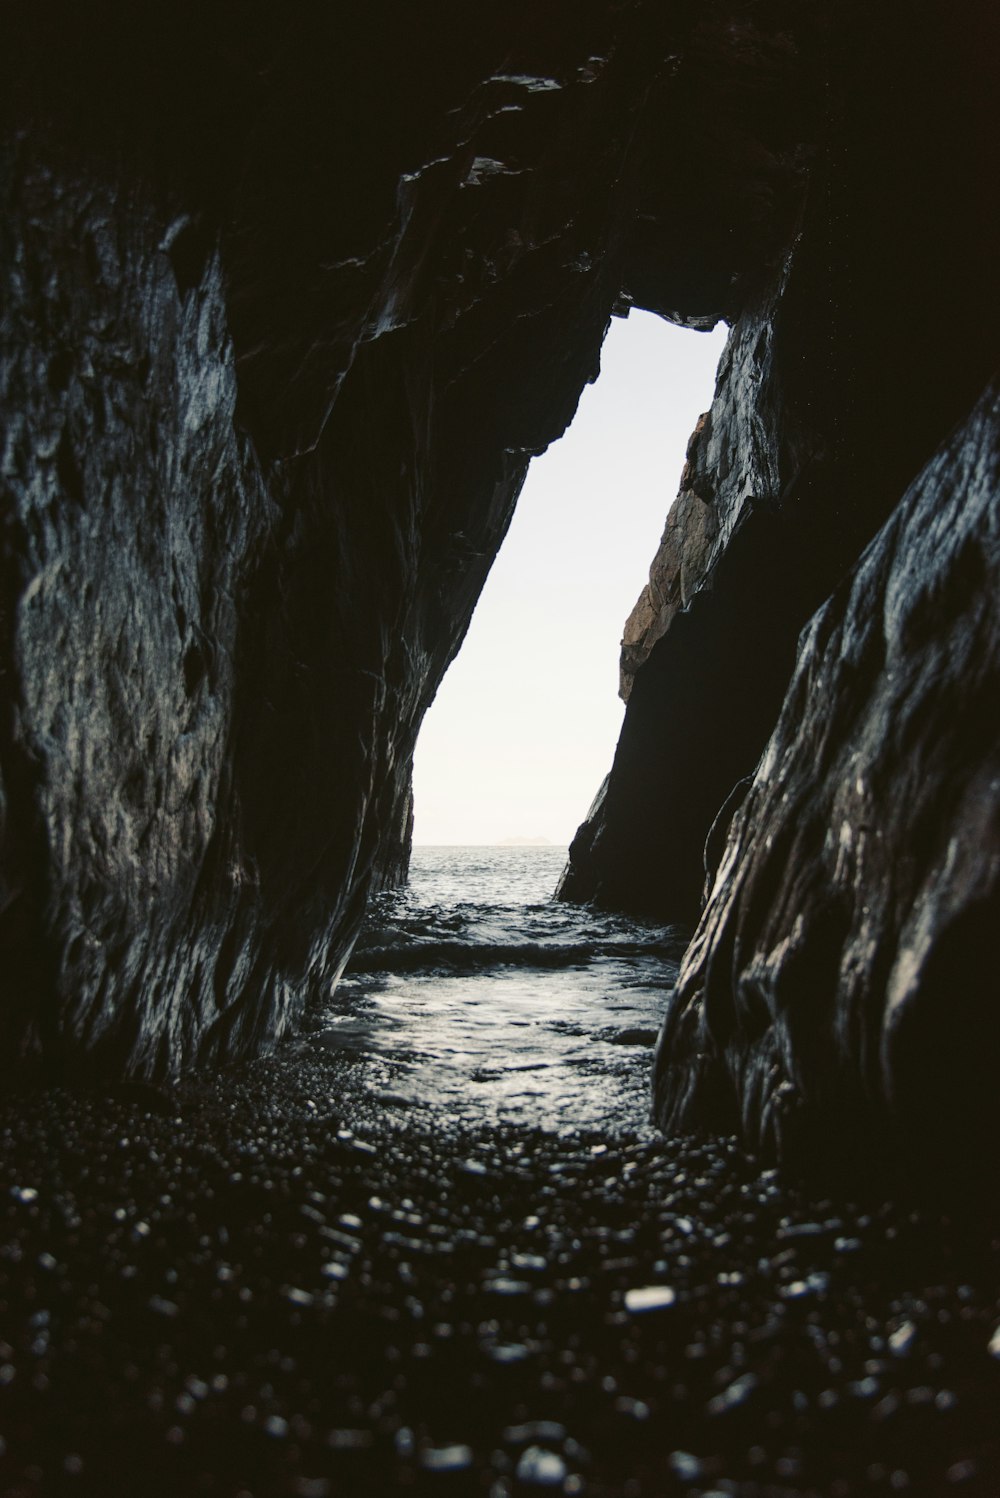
[1,160,275,1075]
[653,381,1000,1173]
[556,0,1000,1164]
[559,1,1000,921]
[0,1,819,1076]
[3,0,999,1162]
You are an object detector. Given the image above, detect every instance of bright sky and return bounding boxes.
[411,309,729,847]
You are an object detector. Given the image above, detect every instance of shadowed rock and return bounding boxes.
[653,379,1000,1177]
[0,1,814,1076]
[558,0,1000,921]
[2,0,999,1165]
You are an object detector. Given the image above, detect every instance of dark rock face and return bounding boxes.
[1,156,274,1075]
[559,255,830,920]
[559,0,1000,920]
[653,380,1000,1174]
[555,1,1000,1164]
[1,2,818,1076]
[3,0,1000,1174]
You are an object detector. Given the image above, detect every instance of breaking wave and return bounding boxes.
[345,935,683,976]
[315,845,686,1131]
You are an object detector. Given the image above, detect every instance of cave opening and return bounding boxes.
[7,4,1000,1479]
[335,310,727,1132]
[411,309,728,851]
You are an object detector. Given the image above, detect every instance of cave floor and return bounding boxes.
[2,1036,1000,1498]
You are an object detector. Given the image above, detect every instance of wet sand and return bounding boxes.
[2,1033,1000,1497]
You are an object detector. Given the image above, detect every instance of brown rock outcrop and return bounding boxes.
[619,414,717,701]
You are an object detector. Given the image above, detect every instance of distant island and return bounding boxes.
[497,835,553,847]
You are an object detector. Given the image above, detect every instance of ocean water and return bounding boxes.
[313,846,686,1133]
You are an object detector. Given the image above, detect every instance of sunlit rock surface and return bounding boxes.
[653,380,1000,1175]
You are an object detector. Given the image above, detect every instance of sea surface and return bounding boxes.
[312,845,687,1133]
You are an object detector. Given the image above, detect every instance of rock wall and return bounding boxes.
[558,1,1000,1164]
[653,380,1000,1175]
[3,0,999,1171]
[1,153,276,1076]
[1,1,815,1076]
[559,0,1000,925]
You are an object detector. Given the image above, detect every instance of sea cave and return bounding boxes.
[2,2,1000,1492]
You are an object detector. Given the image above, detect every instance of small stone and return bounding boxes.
[328,1429,372,1449]
[515,1446,567,1487]
[706,1373,758,1416]
[669,1452,704,1481]
[624,1285,676,1313]
[781,1272,829,1298]
[889,1320,917,1356]
[283,1286,314,1306]
[511,1252,547,1271]
[147,1295,179,1318]
[873,1393,901,1422]
[777,1221,826,1239]
[614,1396,650,1420]
[420,1444,474,1472]
[503,1422,567,1446]
[488,1343,530,1363]
[609,1028,658,1046]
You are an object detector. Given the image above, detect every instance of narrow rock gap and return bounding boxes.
[411,311,727,853]
[321,311,727,1138]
